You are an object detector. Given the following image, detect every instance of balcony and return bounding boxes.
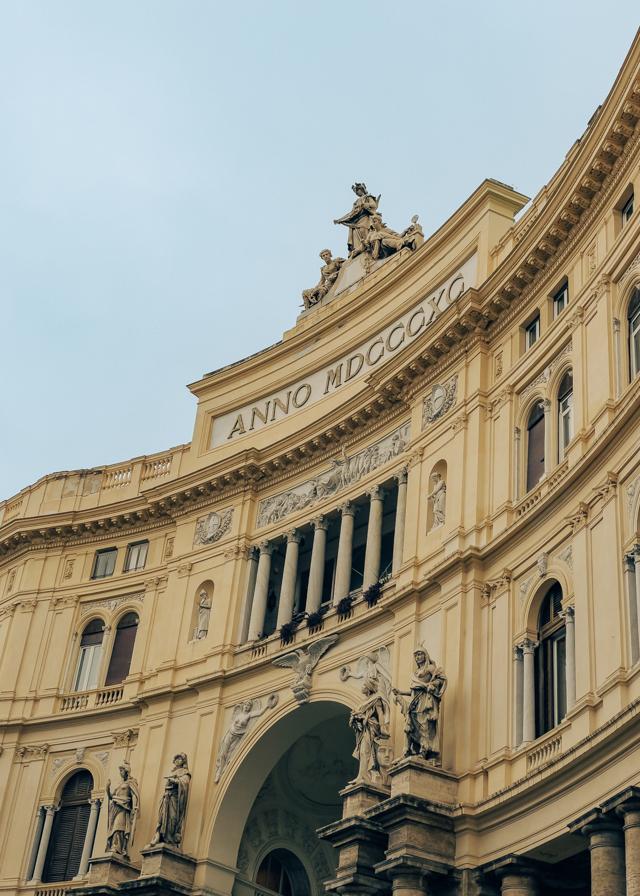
[58,684,124,714]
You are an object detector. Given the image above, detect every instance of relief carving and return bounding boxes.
[82,593,143,616]
[422,375,458,427]
[194,508,233,546]
[257,423,409,527]
[215,694,279,782]
[272,634,339,705]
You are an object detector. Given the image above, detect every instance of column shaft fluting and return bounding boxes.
[277,531,301,628]
[392,470,408,573]
[247,543,273,641]
[363,487,385,590]
[334,502,355,604]
[30,805,56,884]
[521,640,537,744]
[307,518,328,613]
[76,798,100,877]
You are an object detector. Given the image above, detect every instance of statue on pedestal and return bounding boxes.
[392,645,447,764]
[194,589,212,640]
[105,761,139,856]
[334,183,380,258]
[150,754,191,850]
[349,673,391,783]
[302,250,345,309]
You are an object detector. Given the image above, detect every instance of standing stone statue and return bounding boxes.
[214,694,279,782]
[302,250,345,309]
[195,589,212,640]
[392,645,447,764]
[349,673,391,783]
[334,183,380,257]
[105,761,139,856]
[149,753,191,850]
[427,472,447,528]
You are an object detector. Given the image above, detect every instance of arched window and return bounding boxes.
[526,401,545,491]
[43,771,93,882]
[105,612,139,686]
[535,582,567,737]
[256,849,311,896]
[73,619,104,692]
[629,288,640,380]
[557,370,573,461]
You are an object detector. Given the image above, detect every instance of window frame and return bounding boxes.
[552,281,569,319]
[91,548,117,579]
[629,289,640,381]
[557,370,574,461]
[622,191,634,226]
[525,401,545,492]
[524,315,541,351]
[123,540,148,573]
[104,611,139,686]
[73,618,105,692]
[535,583,567,738]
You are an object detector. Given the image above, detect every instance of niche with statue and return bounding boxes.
[426,461,447,532]
[190,581,214,641]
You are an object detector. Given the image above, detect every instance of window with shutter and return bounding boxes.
[526,402,545,491]
[535,582,567,738]
[42,771,93,883]
[105,613,139,686]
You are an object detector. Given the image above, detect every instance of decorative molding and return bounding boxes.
[62,558,75,580]
[15,743,50,762]
[520,341,573,401]
[94,750,110,766]
[164,536,174,559]
[112,728,138,748]
[422,375,458,427]
[257,423,409,528]
[193,507,234,546]
[52,595,78,609]
[567,502,589,533]
[519,574,536,603]
[537,552,549,578]
[81,592,144,616]
[557,545,573,570]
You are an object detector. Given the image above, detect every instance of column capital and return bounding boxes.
[42,803,58,815]
[561,604,575,621]
[568,807,623,838]
[312,515,329,532]
[395,467,408,485]
[513,644,523,660]
[633,544,640,560]
[514,426,521,440]
[543,398,552,413]
[519,638,538,654]
[258,540,274,556]
[286,529,302,544]
[340,500,356,517]
[89,797,102,808]
[613,316,621,333]
[602,786,640,821]
[367,485,386,502]
[247,545,259,561]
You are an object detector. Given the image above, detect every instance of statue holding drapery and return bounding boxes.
[334,183,380,257]
[105,761,139,856]
[149,753,191,850]
[392,645,447,764]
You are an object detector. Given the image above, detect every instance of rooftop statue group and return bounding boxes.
[302,183,424,309]
[104,753,191,858]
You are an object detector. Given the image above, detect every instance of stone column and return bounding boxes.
[513,646,524,747]
[239,547,259,643]
[306,516,328,614]
[563,605,576,710]
[391,871,424,896]
[613,318,622,399]
[513,427,521,501]
[520,639,537,744]
[333,501,355,604]
[29,804,57,884]
[25,807,45,882]
[75,798,101,878]
[276,530,302,628]
[392,469,408,573]
[247,542,273,641]
[620,797,640,896]
[363,486,385,591]
[499,869,538,895]
[543,399,552,475]
[582,816,626,896]
[624,553,639,664]
[634,546,640,660]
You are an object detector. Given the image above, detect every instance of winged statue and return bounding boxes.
[272,634,339,704]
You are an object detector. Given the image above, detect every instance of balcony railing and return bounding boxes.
[59,684,124,713]
[526,730,562,770]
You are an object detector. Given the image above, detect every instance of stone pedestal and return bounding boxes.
[139,844,196,889]
[388,755,457,805]
[319,781,389,896]
[81,853,140,892]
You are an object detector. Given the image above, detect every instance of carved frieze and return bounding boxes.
[112,728,138,748]
[193,507,233,546]
[520,341,573,400]
[15,743,49,762]
[422,375,458,427]
[81,592,143,616]
[257,423,410,527]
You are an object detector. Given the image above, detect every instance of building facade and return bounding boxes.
[2,32,640,896]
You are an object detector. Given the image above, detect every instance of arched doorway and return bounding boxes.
[207,701,356,896]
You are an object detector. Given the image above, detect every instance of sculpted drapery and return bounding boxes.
[393,646,447,764]
[150,753,191,849]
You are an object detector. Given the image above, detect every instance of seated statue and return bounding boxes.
[365,213,425,260]
[302,249,345,309]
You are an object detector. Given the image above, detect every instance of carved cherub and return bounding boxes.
[272,634,339,704]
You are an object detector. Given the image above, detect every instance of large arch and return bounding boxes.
[202,698,355,896]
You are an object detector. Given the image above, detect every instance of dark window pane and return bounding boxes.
[43,771,93,882]
[526,404,545,491]
[80,619,104,647]
[105,614,139,686]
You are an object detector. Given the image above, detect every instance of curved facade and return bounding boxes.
[2,33,640,896]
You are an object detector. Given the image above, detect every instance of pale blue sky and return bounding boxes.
[1,2,638,499]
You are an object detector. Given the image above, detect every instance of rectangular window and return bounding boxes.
[525,315,540,350]
[124,540,148,572]
[91,548,117,579]
[558,392,573,459]
[622,192,634,225]
[553,282,568,318]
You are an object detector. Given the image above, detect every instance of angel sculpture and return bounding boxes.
[272,634,339,704]
[214,694,279,782]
